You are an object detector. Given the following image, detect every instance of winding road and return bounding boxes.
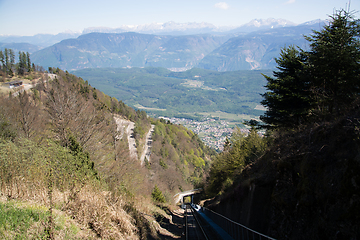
[114,117,138,160]
[114,116,154,165]
[140,124,155,165]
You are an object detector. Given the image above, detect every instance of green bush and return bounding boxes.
[151,185,166,203]
[159,159,168,169]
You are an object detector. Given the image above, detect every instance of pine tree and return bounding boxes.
[261,46,311,128]
[261,10,360,128]
[306,10,360,117]
[0,50,4,72]
[18,51,26,75]
[8,49,15,76]
[151,185,166,203]
[26,52,31,72]
[4,48,9,75]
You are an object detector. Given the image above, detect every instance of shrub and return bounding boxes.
[151,185,166,203]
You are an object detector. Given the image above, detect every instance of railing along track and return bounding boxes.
[202,207,276,240]
[185,204,209,240]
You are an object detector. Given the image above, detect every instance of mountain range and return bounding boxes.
[0,18,298,46]
[1,18,325,72]
[81,18,297,35]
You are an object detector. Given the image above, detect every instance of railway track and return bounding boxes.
[184,203,277,240]
[185,204,221,240]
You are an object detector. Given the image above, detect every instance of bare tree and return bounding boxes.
[46,81,80,146]
[16,91,38,138]
[71,101,110,151]
[45,77,111,153]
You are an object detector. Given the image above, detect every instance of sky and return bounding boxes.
[0,0,359,36]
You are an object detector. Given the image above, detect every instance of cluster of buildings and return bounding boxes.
[161,116,246,151]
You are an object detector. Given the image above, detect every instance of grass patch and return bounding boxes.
[0,201,84,239]
[0,201,49,239]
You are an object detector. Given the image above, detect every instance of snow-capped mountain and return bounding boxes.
[228,18,297,33]
[1,18,324,50]
[246,18,296,27]
[299,19,328,26]
[82,19,298,36]
[82,22,234,35]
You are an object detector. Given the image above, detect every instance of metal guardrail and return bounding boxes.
[185,206,189,240]
[190,205,209,240]
[202,207,276,240]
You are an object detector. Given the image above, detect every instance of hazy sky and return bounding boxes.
[0,0,358,36]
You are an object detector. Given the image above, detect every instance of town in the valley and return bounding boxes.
[160,116,250,151]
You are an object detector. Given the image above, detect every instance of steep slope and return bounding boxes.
[0,67,215,239]
[148,118,216,196]
[205,111,360,239]
[0,70,147,239]
[204,13,360,239]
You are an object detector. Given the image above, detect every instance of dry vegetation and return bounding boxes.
[0,70,184,239]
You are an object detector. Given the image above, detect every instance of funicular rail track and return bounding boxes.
[184,203,277,240]
[185,204,210,240]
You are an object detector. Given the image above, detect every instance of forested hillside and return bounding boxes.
[0,57,215,238]
[203,10,360,239]
[149,118,215,194]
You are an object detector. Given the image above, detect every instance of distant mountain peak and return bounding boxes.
[82,21,226,35]
[244,18,296,28]
[227,18,298,33]
[300,19,327,26]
